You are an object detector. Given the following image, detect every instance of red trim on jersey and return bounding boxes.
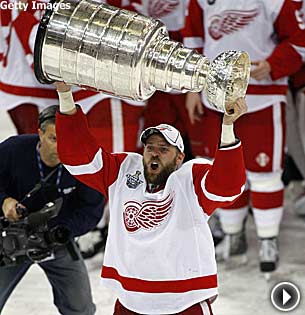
[223,190,250,209]
[0,82,58,98]
[192,143,246,216]
[246,85,287,95]
[0,81,101,100]
[101,265,217,293]
[251,190,284,210]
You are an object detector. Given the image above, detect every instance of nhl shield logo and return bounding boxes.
[255,152,270,168]
[126,171,143,189]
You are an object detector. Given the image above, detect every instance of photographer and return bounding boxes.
[0,105,104,315]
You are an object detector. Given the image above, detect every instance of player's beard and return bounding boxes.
[143,158,177,185]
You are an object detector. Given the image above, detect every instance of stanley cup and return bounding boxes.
[34,0,250,113]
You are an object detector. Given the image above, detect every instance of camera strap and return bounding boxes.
[67,241,80,261]
[36,142,63,192]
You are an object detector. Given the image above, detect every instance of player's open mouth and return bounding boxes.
[150,161,159,171]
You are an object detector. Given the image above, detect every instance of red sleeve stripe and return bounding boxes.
[64,148,103,175]
[201,172,245,202]
[101,266,217,293]
[0,82,58,98]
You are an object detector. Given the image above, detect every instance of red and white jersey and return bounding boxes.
[131,0,189,31]
[0,0,58,110]
[56,108,246,314]
[183,0,305,112]
[0,0,145,111]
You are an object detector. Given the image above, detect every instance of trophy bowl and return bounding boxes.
[205,50,250,114]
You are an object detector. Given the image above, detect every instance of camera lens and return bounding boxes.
[45,226,70,245]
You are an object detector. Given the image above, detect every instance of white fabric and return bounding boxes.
[141,123,184,152]
[58,90,76,113]
[64,149,103,175]
[0,20,57,110]
[132,0,189,31]
[197,0,288,113]
[183,36,204,49]
[110,98,124,153]
[219,207,249,234]
[247,171,284,193]
[272,103,283,172]
[200,300,211,315]
[253,207,283,237]
[221,124,235,145]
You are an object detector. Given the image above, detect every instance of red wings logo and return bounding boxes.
[123,194,173,232]
[208,9,259,40]
[148,0,179,18]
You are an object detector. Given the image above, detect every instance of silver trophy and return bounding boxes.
[34,0,250,113]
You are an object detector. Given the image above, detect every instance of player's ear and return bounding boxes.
[176,151,185,166]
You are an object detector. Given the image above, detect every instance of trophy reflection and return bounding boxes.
[34,0,250,114]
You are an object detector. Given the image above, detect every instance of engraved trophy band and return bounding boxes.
[34,0,250,113]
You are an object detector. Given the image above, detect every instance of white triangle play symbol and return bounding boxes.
[283,289,291,305]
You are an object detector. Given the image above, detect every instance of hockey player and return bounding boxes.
[54,80,247,314]
[182,0,305,274]
[0,0,58,133]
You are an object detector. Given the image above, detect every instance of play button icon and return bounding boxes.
[282,289,291,305]
[271,282,301,312]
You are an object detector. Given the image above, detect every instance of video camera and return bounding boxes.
[0,197,70,266]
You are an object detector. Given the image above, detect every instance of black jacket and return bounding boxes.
[0,135,104,237]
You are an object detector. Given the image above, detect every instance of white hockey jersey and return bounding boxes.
[0,0,58,110]
[182,0,305,112]
[56,108,246,314]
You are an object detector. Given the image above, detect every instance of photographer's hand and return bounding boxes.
[2,197,24,221]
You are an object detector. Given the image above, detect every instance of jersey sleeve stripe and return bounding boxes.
[201,172,245,202]
[64,148,103,175]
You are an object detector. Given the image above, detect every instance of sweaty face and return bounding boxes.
[38,124,60,167]
[143,134,184,185]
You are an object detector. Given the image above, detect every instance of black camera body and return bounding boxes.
[0,198,70,266]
